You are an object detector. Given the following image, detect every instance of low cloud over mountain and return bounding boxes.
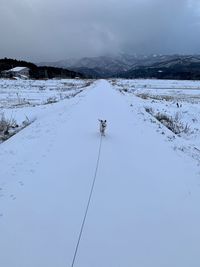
[1,0,200,61]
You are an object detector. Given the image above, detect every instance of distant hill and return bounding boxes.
[38,54,146,77]
[38,54,200,79]
[1,55,200,80]
[117,55,200,80]
[67,67,100,79]
[0,58,85,79]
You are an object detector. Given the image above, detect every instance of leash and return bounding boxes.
[70,134,103,267]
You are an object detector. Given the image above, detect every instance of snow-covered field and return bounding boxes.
[112,79,200,164]
[0,79,92,141]
[0,79,90,109]
[1,78,200,267]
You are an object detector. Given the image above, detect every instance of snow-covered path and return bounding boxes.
[0,80,200,267]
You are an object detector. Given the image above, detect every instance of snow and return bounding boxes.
[113,78,200,163]
[0,79,90,125]
[7,67,29,72]
[0,79,200,267]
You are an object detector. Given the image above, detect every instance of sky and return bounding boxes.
[0,0,200,62]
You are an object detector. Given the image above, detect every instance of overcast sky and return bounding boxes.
[0,0,200,62]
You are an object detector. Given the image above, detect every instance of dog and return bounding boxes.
[99,119,107,136]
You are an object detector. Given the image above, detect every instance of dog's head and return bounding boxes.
[99,119,107,124]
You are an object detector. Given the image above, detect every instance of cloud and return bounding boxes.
[0,0,200,61]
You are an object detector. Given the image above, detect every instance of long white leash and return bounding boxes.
[70,134,103,267]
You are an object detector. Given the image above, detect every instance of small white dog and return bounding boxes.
[99,119,107,136]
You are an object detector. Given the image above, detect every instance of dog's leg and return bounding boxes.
[100,125,102,135]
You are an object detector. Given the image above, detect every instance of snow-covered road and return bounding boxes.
[0,80,200,267]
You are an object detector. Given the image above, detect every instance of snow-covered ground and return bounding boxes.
[112,79,200,164]
[0,79,200,267]
[0,79,91,140]
[0,79,89,108]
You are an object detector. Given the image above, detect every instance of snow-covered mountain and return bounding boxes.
[37,54,171,77]
[119,55,200,80]
[38,54,200,78]
[38,54,134,77]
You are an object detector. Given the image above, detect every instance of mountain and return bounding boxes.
[38,54,200,80]
[39,55,132,77]
[0,58,85,79]
[37,54,185,78]
[118,55,200,80]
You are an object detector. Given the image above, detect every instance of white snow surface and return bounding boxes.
[113,79,200,163]
[8,67,28,72]
[0,79,89,126]
[0,80,200,267]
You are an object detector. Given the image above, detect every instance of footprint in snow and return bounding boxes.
[19,181,24,186]
[10,194,16,200]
